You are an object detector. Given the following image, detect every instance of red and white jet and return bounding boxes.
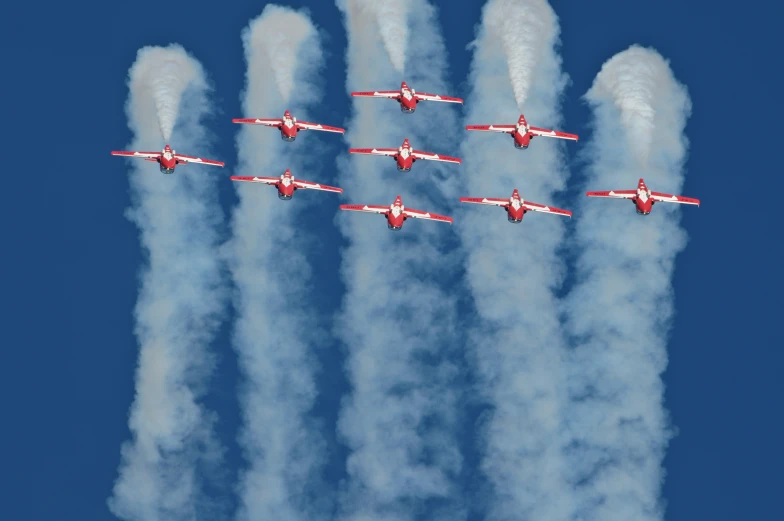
[111,144,224,174]
[586,178,700,215]
[340,195,453,231]
[232,110,345,142]
[465,114,578,149]
[351,81,463,113]
[348,138,461,172]
[460,188,572,223]
[231,169,342,200]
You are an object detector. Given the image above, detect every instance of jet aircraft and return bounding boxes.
[460,189,572,223]
[351,81,463,113]
[586,178,700,215]
[231,169,342,200]
[465,114,578,149]
[110,144,224,174]
[232,110,345,141]
[340,195,453,231]
[348,138,461,172]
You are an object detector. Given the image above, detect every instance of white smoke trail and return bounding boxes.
[589,46,679,164]
[249,4,321,102]
[457,1,573,520]
[335,1,464,521]
[132,50,199,141]
[352,0,411,74]
[484,0,558,110]
[564,45,692,521]
[227,6,328,521]
[108,45,227,521]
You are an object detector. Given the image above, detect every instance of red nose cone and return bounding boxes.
[394,195,402,205]
[284,169,291,177]
[401,81,408,89]
[284,110,291,118]
[402,138,410,146]
[518,114,527,125]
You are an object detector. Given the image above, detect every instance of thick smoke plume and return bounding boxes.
[227,6,328,521]
[108,45,227,521]
[129,49,200,141]
[484,0,558,110]
[457,0,573,520]
[248,4,320,102]
[335,1,465,521]
[564,45,692,521]
[349,0,411,74]
[588,45,679,164]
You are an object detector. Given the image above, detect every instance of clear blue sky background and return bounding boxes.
[1,1,781,520]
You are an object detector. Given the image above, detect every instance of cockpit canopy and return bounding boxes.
[390,204,403,216]
[399,147,410,158]
[637,188,651,200]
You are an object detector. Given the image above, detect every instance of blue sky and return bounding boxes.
[1,1,781,520]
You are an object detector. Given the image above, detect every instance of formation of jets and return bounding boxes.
[112,80,700,229]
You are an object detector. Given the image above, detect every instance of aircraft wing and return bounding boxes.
[232,118,282,127]
[173,154,224,167]
[402,208,453,224]
[296,121,345,133]
[650,192,700,206]
[340,204,389,215]
[465,124,516,134]
[411,150,462,164]
[348,148,398,158]
[351,90,400,99]
[521,201,572,217]
[292,179,343,193]
[528,126,579,141]
[586,189,637,200]
[230,176,279,185]
[111,151,160,159]
[414,92,463,104]
[459,197,509,207]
